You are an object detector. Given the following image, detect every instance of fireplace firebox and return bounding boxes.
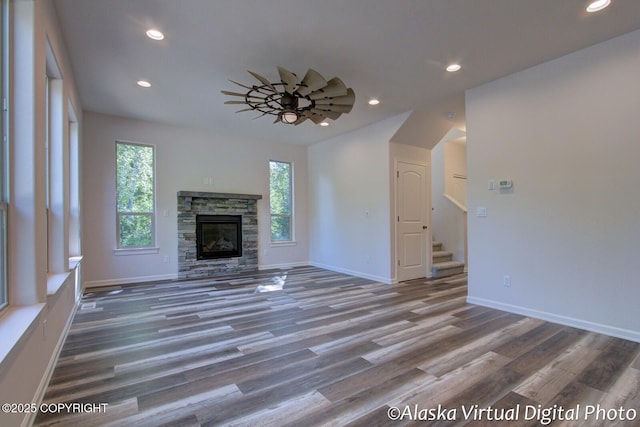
[196,215,242,260]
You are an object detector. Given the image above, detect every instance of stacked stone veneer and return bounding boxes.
[177,191,262,279]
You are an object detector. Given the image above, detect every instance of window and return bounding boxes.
[269,160,293,242]
[68,107,80,256]
[0,0,7,309]
[45,40,64,273]
[116,141,155,248]
[45,75,50,270]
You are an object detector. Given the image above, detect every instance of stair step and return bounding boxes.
[433,250,453,263]
[432,241,443,251]
[432,261,465,278]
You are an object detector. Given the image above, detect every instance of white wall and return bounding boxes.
[308,113,410,283]
[466,29,640,342]
[432,135,467,265]
[82,112,309,285]
[444,141,467,208]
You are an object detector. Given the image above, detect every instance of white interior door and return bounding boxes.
[396,161,428,281]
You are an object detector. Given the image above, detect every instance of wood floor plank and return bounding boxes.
[222,390,332,427]
[33,266,640,427]
[418,317,542,377]
[138,349,318,410]
[307,369,434,427]
[577,337,640,392]
[389,351,513,409]
[196,357,374,426]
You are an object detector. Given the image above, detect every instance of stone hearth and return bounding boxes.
[177,191,262,279]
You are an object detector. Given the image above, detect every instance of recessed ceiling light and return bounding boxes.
[368,99,380,105]
[446,63,462,72]
[146,28,164,40]
[586,0,610,12]
[320,121,329,127]
[137,80,151,88]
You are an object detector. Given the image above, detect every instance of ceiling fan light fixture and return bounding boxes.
[586,0,610,12]
[281,110,299,124]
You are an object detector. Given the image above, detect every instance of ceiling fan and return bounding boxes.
[221,66,355,125]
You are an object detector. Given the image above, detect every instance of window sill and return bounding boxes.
[113,247,160,256]
[48,257,83,296]
[270,241,297,248]
[47,272,69,296]
[69,255,83,270]
[0,304,46,372]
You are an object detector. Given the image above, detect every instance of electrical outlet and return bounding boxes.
[163,255,169,263]
[503,275,511,287]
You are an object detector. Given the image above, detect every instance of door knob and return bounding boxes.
[422,225,428,229]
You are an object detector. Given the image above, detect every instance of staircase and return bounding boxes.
[432,241,465,278]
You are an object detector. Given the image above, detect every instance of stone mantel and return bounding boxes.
[177,191,262,199]
[177,191,262,211]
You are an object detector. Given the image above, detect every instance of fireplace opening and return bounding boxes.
[196,215,242,260]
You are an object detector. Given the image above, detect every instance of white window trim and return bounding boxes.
[270,241,297,248]
[0,0,8,311]
[113,247,160,256]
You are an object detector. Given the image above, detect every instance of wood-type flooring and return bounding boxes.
[34,266,640,426]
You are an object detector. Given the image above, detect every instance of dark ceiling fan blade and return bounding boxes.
[248,70,278,93]
[235,107,256,113]
[221,90,256,98]
[229,79,254,90]
[296,69,328,96]
[252,111,272,120]
[277,66,298,93]
[310,109,341,120]
[315,88,355,107]
[224,100,250,105]
[307,77,348,100]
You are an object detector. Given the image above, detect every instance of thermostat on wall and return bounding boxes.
[499,179,513,189]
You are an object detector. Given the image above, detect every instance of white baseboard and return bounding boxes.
[23,299,79,427]
[258,261,310,271]
[84,273,178,288]
[309,261,393,285]
[467,296,640,344]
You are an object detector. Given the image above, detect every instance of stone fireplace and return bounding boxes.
[177,191,262,279]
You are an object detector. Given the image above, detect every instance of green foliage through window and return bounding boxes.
[116,142,155,248]
[269,161,292,241]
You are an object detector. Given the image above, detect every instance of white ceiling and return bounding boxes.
[53,0,640,146]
